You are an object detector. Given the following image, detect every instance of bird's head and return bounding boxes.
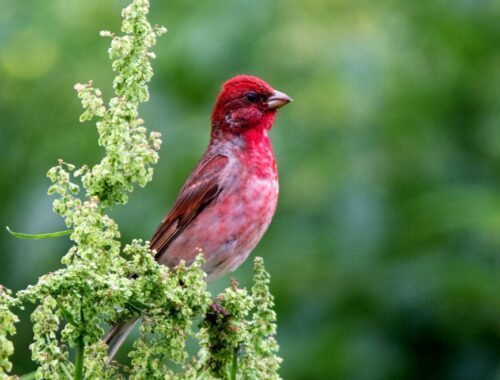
[211,75,292,136]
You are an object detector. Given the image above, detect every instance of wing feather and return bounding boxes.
[150,154,229,260]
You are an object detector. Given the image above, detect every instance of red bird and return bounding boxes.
[105,75,291,358]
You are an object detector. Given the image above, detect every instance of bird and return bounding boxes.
[104,75,292,360]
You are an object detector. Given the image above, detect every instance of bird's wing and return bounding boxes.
[150,154,229,259]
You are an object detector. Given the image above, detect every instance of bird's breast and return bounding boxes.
[205,159,278,277]
[160,144,279,281]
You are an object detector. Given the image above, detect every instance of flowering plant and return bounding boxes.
[1,1,281,379]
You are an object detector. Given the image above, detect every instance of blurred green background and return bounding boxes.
[1,0,500,379]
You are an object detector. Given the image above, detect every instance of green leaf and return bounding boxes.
[5,226,72,240]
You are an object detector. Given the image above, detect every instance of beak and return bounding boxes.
[267,89,292,110]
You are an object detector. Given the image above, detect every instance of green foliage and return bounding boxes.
[198,258,281,380]
[29,296,73,379]
[0,0,281,378]
[0,287,18,379]
[74,0,165,206]
[128,255,211,379]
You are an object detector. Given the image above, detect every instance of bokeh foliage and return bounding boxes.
[1,0,499,379]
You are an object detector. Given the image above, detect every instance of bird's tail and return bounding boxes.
[103,317,139,363]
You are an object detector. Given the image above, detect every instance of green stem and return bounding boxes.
[74,305,85,380]
[230,345,238,380]
[19,371,36,380]
[61,362,73,380]
[6,226,72,239]
[74,334,84,380]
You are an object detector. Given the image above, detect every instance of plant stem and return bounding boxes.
[230,345,238,380]
[19,371,36,380]
[74,334,84,380]
[61,362,73,380]
[74,305,85,380]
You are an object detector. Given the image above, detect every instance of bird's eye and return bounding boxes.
[245,91,259,103]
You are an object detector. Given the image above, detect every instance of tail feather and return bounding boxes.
[104,317,139,363]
